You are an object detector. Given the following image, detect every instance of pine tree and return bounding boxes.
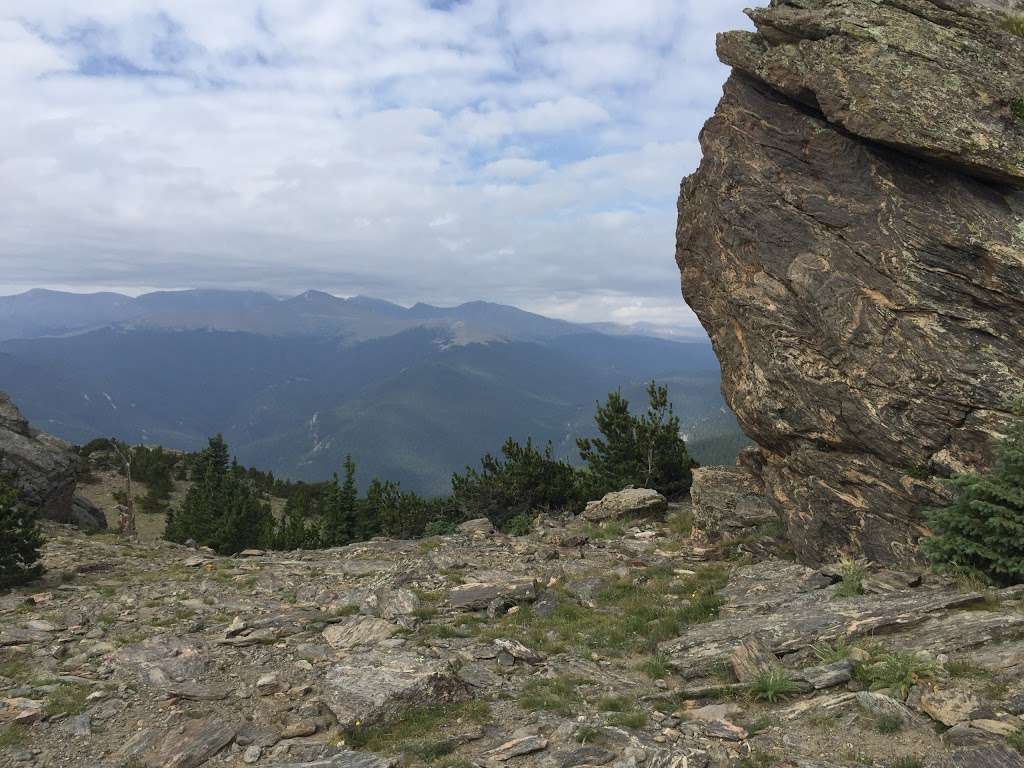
[0,474,43,588]
[165,434,273,555]
[322,455,358,546]
[274,494,320,551]
[577,382,695,500]
[577,391,640,496]
[923,397,1024,585]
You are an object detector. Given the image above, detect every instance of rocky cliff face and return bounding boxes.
[676,0,1024,565]
[0,391,105,530]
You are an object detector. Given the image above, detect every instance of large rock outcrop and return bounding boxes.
[676,0,1024,565]
[0,391,105,530]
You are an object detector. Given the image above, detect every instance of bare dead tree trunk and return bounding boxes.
[113,443,137,539]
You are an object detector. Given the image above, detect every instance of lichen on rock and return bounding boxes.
[676,0,1024,565]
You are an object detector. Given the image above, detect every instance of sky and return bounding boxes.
[0,0,752,330]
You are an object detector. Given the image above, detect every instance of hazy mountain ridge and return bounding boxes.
[0,289,745,494]
[0,288,689,344]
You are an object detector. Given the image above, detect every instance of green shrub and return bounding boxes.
[578,382,696,500]
[877,714,903,734]
[0,474,43,588]
[452,438,580,530]
[922,397,1024,586]
[503,513,533,537]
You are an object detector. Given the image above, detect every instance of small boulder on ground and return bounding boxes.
[690,465,775,537]
[448,579,537,611]
[582,487,667,522]
[322,651,467,729]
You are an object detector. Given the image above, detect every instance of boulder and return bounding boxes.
[919,684,994,726]
[447,578,537,611]
[321,651,467,729]
[582,487,667,522]
[675,0,1024,564]
[322,616,398,649]
[0,391,104,529]
[690,465,776,537]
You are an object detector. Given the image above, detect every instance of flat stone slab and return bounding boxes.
[661,586,990,678]
[322,651,467,729]
[266,752,399,768]
[448,579,536,611]
[134,718,239,768]
[322,617,398,649]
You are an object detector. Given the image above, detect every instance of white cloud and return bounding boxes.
[0,0,753,328]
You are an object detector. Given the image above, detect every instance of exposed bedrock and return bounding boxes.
[676,0,1024,565]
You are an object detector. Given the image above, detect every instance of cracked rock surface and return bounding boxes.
[676,0,1024,565]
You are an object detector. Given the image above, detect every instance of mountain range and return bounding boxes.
[0,288,746,495]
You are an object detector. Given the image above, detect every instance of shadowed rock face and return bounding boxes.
[677,0,1024,565]
[0,391,105,530]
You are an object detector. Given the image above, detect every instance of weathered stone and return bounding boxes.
[679,703,743,723]
[139,718,238,768]
[855,692,917,726]
[161,680,232,701]
[920,684,994,726]
[700,719,747,741]
[560,746,617,768]
[690,466,776,536]
[493,638,543,664]
[583,488,667,522]
[448,579,537,611]
[322,651,467,729]
[730,633,776,683]
[0,698,43,725]
[861,570,923,595]
[718,560,831,617]
[265,753,398,768]
[322,616,398,650]
[371,588,421,620]
[718,0,1024,186]
[676,1,1024,565]
[662,578,991,678]
[0,392,104,529]
[796,660,853,690]
[484,735,548,761]
[256,672,283,696]
[112,636,211,688]
[932,745,1024,768]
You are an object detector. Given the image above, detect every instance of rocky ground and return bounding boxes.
[3,499,1024,768]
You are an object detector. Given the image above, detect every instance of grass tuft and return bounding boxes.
[518,676,587,716]
[481,565,727,658]
[45,684,90,717]
[1001,15,1024,37]
[0,724,28,749]
[877,714,903,734]
[861,651,935,698]
[344,701,490,756]
[637,653,670,680]
[749,667,801,703]
[834,559,865,598]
